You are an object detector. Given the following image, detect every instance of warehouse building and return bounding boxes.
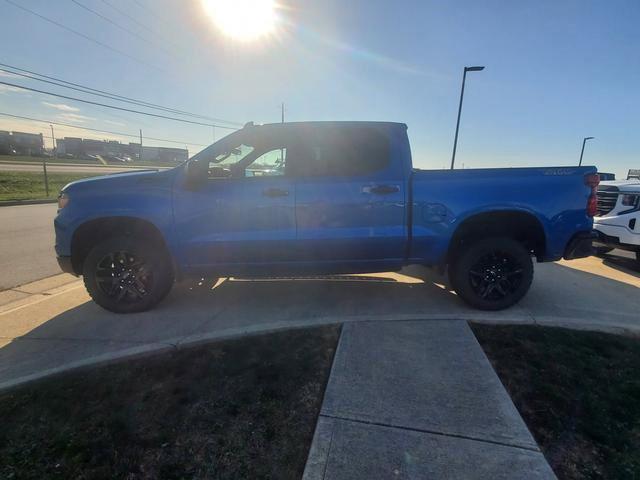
[56,137,187,164]
[0,131,44,155]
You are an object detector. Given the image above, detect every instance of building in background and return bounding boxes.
[0,128,188,164]
[0,131,44,155]
[55,136,187,164]
[0,131,10,155]
[141,146,188,163]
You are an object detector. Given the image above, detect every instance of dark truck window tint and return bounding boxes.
[291,127,390,177]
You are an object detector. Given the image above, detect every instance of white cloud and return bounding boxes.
[57,112,95,124]
[0,71,20,78]
[0,84,28,94]
[104,119,126,127]
[42,101,80,112]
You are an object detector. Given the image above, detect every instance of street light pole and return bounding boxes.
[450,66,485,170]
[578,136,594,166]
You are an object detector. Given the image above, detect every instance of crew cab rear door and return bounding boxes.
[291,125,407,264]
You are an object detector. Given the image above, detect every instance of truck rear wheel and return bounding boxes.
[449,237,533,311]
[83,236,174,313]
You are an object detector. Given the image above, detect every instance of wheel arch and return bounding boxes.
[447,210,547,262]
[70,216,172,275]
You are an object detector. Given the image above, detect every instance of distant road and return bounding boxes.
[0,162,169,174]
[0,203,59,290]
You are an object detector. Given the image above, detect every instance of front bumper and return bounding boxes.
[593,221,640,249]
[563,231,596,260]
[56,255,77,275]
[593,230,640,253]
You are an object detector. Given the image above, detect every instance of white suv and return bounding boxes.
[593,180,640,263]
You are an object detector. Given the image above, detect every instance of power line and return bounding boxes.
[0,80,239,130]
[69,0,172,56]
[0,62,242,125]
[0,111,210,147]
[4,0,159,71]
[100,0,174,47]
[132,0,171,26]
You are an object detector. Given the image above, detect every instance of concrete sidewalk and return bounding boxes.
[303,321,556,479]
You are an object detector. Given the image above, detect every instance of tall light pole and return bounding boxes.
[578,136,594,166]
[450,65,485,170]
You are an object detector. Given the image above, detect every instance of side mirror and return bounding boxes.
[185,160,205,188]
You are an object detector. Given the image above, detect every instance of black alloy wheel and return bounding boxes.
[468,251,524,302]
[83,236,174,313]
[449,237,534,311]
[95,251,153,303]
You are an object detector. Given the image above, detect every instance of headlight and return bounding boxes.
[57,192,69,209]
[621,194,638,207]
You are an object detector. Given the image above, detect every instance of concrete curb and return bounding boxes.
[0,199,57,207]
[1,313,637,393]
[0,320,340,392]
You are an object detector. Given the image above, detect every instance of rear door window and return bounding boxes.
[291,127,389,177]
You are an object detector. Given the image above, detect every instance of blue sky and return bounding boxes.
[0,0,638,176]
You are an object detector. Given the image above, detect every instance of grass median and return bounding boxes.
[0,325,340,479]
[0,171,98,201]
[472,323,640,480]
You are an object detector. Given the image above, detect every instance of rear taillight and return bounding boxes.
[585,173,600,217]
[587,195,597,216]
[585,173,600,188]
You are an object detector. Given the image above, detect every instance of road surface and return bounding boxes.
[0,203,59,289]
[0,162,166,174]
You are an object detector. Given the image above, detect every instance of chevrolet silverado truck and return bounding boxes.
[593,179,640,262]
[54,121,598,313]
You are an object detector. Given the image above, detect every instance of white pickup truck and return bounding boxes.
[594,180,640,263]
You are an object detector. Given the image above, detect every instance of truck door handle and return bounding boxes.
[263,187,289,197]
[362,184,400,195]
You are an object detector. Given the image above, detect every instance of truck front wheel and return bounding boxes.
[82,236,174,313]
[449,237,533,311]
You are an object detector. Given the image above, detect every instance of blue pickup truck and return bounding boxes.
[54,121,598,313]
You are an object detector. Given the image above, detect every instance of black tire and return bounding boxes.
[594,246,614,256]
[449,237,533,311]
[83,236,174,313]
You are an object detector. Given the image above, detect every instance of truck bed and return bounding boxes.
[409,166,597,264]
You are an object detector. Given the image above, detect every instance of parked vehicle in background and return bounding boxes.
[628,169,640,180]
[54,121,598,313]
[593,179,640,263]
[597,172,615,181]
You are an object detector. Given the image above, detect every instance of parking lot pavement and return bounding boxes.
[303,321,555,479]
[0,253,638,389]
[0,203,60,289]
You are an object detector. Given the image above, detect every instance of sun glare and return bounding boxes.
[202,0,277,41]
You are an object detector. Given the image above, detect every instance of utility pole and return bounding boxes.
[43,129,50,197]
[450,66,485,170]
[280,102,285,165]
[139,129,143,162]
[578,136,594,166]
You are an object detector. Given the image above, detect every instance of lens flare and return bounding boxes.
[202,0,277,41]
